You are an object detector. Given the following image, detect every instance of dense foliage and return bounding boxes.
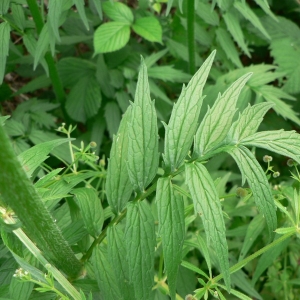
[0,0,300,299]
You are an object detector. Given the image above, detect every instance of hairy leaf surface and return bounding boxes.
[156,177,185,299]
[194,73,252,157]
[185,162,230,290]
[106,108,133,213]
[227,102,274,143]
[228,146,277,238]
[241,130,300,164]
[127,59,159,191]
[164,50,216,172]
[125,201,155,300]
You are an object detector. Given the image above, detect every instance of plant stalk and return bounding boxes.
[0,125,82,278]
[186,0,195,74]
[26,0,69,122]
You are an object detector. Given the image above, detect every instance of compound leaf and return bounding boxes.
[227,146,277,239]
[106,108,133,214]
[185,162,230,291]
[227,102,274,143]
[125,201,155,300]
[103,1,133,24]
[127,58,159,192]
[132,17,162,43]
[194,73,252,157]
[241,130,300,165]
[94,22,130,54]
[156,177,185,299]
[164,50,216,172]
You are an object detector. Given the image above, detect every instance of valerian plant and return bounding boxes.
[2,52,300,299]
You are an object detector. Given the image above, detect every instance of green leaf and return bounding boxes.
[127,58,159,192]
[185,162,230,291]
[275,227,296,235]
[48,0,62,41]
[9,277,34,300]
[163,51,215,172]
[107,225,135,300]
[92,245,123,299]
[18,139,71,177]
[0,22,10,85]
[125,201,155,300]
[132,17,162,43]
[0,0,10,14]
[223,10,250,57]
[72,188,104,238]
[227,146,277,239]
[194,73,252,157]
[102,1,133,24]
[106,108,133,214]
[254,0,277,21]
[90,0,103,19]
[144,49,168,68]
[94,22,130,54]
[241,130,300,165]
[34,23,50,69]
[196,1,219,26]
[216,27,242,68]
[234,1,270,40]
[196,234,212,278]
[239,214,265,261]
[11,3,26,30]
[216,284,252,300]
[148,66,191,82]
[73,0,89,30]
[270,38,300,94]
[227,102,274,143]
[65,75,101,123]
[252,235,290,284]
[104,102,121,139]
[156,177,185,299]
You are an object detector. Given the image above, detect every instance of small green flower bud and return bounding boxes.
[273,171,280,178]
[99,159,105,167]
[287,159,297,167]
[90,141,97,148]
[263,155,273,163]
[236,187,248,198]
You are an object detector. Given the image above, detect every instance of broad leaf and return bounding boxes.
[196,1,219,26]
[92,245,123,299]
[94,22,130,54]
[127,58,159,192]
[102,1,133,24]
[72,188,104,238]
[0,22,10,85]
[241,130,300,164]
[164,50,216,172]
[234,1,270,40]
[34,23,50,69]
[65,75,101,123]
[227,102,274,143]
[107,225,134,300]
[185,162,230,290]
[194,73,252,157]
[11,3,26,31]
[104,102,121,138]
[132,17,162,43]
[106,108,133,214]
[73,0,89,30]
[227,146,277,239]
[18,139,71,177]
[156,177,185,299]
[125,201,155,300]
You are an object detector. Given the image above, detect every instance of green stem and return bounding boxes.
[213,230,295,284]
[0,125,82,278]
[1,211,81,300]
[26,0,69,122]
[186,0,195,74]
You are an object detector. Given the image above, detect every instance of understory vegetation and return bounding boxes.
[1,0,300,299]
